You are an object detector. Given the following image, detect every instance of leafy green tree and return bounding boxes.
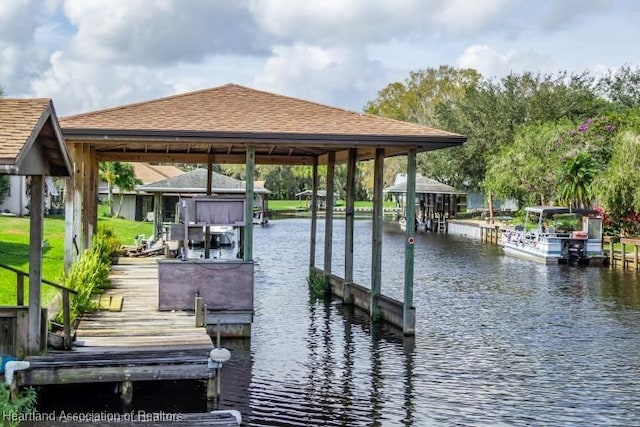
[0,175,9,205]
[556,151,597,208]
[484,120,574,206]
[435,71,605,189]
[99,162,141,217]
[598,65,640,109]
[594,129,640,225]
[113,163,142,217]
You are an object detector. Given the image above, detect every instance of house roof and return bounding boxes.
[137,168,270,194]
[60,84,466,165]
[295,190,335,198]
[384,176,464,195]
[131,162,184,184]
[0,98,71,176]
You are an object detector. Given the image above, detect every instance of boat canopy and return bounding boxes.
[524,206,600,216]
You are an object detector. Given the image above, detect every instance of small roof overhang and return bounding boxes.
[525,206,600,216]
[0,98,72,176]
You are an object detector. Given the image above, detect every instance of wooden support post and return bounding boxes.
[82,144,91,249]
[207,373,217,401]
[28,175,44,355]
[195,296,203,327]
[17,273,24,306]
[324,151,336,276]
[89,146,98,242]
[205,159,213,259]
[153,193,162,239]
[622,243,626,269]
[345,148,356,302]
[63,289,71,350]
[635,245,639,271]
[403,149,416,335]
[609,238,614,267]
[72,145,84,254]
[120,379,133,406]
[244,146,255,261]
[309,157,319,269]
[64,144,76,272]
[370,148,384,321]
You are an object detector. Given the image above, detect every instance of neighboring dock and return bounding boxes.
[15,258,218,407]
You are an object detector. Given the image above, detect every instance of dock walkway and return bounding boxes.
[16,258,216,406]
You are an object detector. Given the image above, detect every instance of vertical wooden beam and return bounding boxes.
[345,148,356,302]
[82,144,91,249]
[244,146,255,261]
[324,151,336,276]
[205,159,213,259]
[64,144,76,272]
[403,149,417,335]
[89,146,98,242]
[153,192,162,238]
[72,145,84,254]
[28,174,44,355]
[370,148,384,320]
[309,156,319,268]
[16,273,24,306]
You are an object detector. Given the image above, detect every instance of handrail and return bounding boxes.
[0,262,77,294]
[0,262,76,351]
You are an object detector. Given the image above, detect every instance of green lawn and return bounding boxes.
[0,207,154,306]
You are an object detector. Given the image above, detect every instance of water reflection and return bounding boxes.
[33,218,640,426]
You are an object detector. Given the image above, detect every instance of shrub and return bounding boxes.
[0,383,37,427]
[56,226,121,324]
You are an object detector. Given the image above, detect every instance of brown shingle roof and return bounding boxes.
[130,162,184,184]
[0,98,52,161]
[60,84,461,138]
[0,98,71,176]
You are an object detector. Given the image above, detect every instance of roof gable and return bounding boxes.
[0,98,71,176]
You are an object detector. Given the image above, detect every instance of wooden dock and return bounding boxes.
[15,258,217,406]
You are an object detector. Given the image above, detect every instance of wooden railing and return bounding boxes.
[0,262,77,350]
[603,237,640,270]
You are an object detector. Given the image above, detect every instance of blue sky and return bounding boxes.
[1,0,638,117]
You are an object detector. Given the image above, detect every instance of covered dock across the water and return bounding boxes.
[58,83,466,336]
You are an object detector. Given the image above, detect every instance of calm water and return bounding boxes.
[36,218,640,426]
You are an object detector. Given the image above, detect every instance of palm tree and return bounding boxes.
[113,163,142,218]
[557,151,596,208]
[99,162,117,216]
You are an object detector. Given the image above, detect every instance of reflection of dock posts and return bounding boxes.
[119,376,133,406]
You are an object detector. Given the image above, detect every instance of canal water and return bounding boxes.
[36,218,640,426]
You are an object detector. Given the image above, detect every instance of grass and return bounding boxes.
[0,204,154,306]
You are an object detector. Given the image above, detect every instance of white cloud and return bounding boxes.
[456,44,552,78]
[62,0,267,65]
[254,43,387,111]
[430,0,518,37]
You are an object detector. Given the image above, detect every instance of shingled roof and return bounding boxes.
[138,168,270,194]
[60,84,466,165]
[385,176,464,195]
[0,98,71,176]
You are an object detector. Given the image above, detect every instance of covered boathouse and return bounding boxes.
[58,83,467,337]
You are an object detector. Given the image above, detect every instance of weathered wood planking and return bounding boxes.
[18,258,214,387]
[74,257,213,349]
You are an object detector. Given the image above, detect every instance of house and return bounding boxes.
[295,189,338,209]
[0,175,61,216]
[136,168,270,233]
[99,162,183,221]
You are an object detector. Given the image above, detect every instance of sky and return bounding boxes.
[1,0,639,117]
